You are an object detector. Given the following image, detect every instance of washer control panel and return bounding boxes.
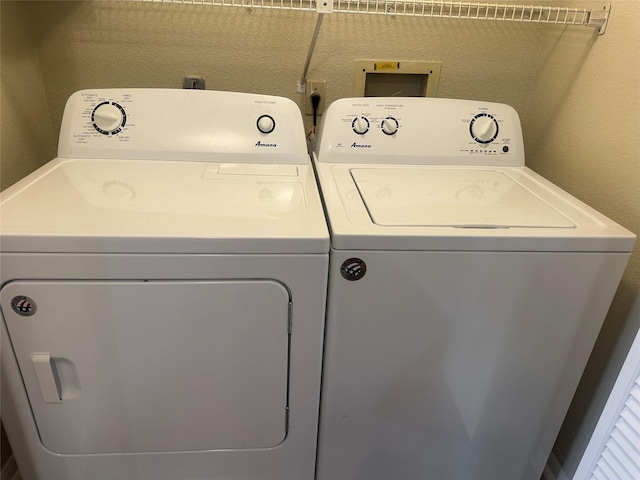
[315,98,525,166]
[58,89,307,163]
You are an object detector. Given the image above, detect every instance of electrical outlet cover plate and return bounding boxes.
[305,81,326,115]
[183,76,206,90]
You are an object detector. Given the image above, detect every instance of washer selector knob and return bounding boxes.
[381,117,399,135]
[470,113,499,144]
[352,115,370,135]
[257,115,276,134]
[92,102,126,135]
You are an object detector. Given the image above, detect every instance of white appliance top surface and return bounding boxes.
[0,158,329,254]
[352,168,574,228]
[312,97,635,252]
[314,162,635,252]
[1,89,329,254]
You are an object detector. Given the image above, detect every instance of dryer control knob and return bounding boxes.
[381,117,399,135]
[352,115,370,135]
[257,115,276,134]
[92,102,126,135]
[470,113,498,143]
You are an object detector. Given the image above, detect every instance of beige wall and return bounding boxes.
[1,0,638,475]
[6,1,549,157]
[0,1,56,190]
[525,0,640,474]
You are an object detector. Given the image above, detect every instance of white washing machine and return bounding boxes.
[312,98,636,480]
[0,89,329,480]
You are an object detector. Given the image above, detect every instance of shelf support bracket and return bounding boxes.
[297,11,326,94]
[588,4,610,35]
[316,0,333,14]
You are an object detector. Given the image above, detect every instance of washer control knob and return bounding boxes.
[381,117,399,135]
[92,102,126,135]
[352,115,370,135]
[470,113,499,143]
[257,115,276,134]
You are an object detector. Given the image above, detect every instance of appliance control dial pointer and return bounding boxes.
[470,113,499,143]
[381,117,399,135]
[92,102,126,135]
[352,115,370,135]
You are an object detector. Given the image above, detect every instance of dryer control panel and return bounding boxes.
[314,98,525,166]
[58,89,309,164]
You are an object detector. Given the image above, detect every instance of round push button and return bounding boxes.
[257,115,276,134]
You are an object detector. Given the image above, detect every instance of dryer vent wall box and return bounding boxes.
[312,97,635,480]
[0,89,329,480]
[353,60,441,97]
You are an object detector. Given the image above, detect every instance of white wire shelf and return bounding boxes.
[123,0,610,33]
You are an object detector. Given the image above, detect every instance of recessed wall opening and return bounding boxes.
[353,61,442,97]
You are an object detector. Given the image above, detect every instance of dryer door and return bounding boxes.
[1,280,290,454]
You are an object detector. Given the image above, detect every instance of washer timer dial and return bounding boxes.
[470,113,498,144]
[92,101,126,135]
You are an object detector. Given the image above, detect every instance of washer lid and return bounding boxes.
[352,168,574,228]
[0,158,329,254]
[314,163,635,252]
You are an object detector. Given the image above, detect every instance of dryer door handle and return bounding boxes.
[31,353,62,403]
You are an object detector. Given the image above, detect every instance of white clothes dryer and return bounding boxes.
[0,89,329,480]
[312,97,635,480]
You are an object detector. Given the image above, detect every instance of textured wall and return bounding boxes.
[525,1,640,474]
[1,0,639,475]
[0,1,56,190]
[24,1,545,147]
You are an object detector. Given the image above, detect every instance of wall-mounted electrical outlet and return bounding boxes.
[304,81,326,115]
[182,76,206,90]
